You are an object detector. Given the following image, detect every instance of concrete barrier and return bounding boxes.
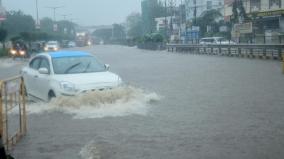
[166,44,284,61]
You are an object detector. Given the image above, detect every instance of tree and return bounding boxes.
[126,13,143,38]
[141,0,166,34]
[0,28,7,49]
[232,0,249,24]
[196,9,222,37]
[3,11,35,36]
[112,24,126,40]
[40,17,54,33]
[93,28,112,42]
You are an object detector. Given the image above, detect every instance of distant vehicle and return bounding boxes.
[30,42,42,53]
[199,37,236,45]
[75,32,93,47]
[9,41,29,58]
[21,51,123,101]
[44,41,60,52]
[61,40,69,48]
[68,41,76,48]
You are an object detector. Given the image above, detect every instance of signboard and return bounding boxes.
[251,9,284,17]
[185,30,199,40]
[234,22,253,34]
[53,24,58,32]
[192,26,200,31]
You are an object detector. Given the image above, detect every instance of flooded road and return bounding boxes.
[7,45,284,159]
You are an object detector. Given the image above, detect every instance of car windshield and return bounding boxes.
[47,42,57,45]
[52,56,106,74]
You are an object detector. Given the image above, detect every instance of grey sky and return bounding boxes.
[3,0,142,26]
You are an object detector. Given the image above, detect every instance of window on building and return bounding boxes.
[269,0,281,9]
[207,1,212,10]
[250,0,260,12]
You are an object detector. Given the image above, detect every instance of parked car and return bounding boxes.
[199,37,236,45]
[21,51,123,101]
[44,41,60,52]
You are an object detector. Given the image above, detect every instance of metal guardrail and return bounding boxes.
[167,43,284,60]
[0,76,27,152]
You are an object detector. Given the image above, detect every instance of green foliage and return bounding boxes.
[93,28,112,42]
[0,28,7,45]
[141,33,164,43]
[126,13,143,38]
[112,24,126,40]
[231,0,249,24]
[3,11,35,37]
[195,9,223,37]
[40,17,54,33]
[141,0,166,34]
[0,49,8,57]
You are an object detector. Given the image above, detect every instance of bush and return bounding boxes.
[0,49,9,57]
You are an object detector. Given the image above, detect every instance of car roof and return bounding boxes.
[201,37,223,40]
[48,51,92,58]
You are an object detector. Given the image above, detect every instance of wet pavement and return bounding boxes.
[1,45,284,159]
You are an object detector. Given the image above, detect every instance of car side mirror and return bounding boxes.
[105,64,110,70]
[38,67,49,74]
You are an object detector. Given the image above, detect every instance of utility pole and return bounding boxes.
[164,0,168,41]
[193,0,196,26]
[35,0,40,29]
[46,6,64,22]
[62,14,71,20]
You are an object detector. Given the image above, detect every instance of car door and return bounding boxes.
[34,57,52,100]
[23,57,41,96]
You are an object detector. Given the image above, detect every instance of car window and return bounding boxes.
[29,58,41,70]
[39,58,50,73]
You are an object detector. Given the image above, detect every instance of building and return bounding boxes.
[224,0,284,43]
[185,0,224,23]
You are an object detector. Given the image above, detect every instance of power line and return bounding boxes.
[46,6,64,21]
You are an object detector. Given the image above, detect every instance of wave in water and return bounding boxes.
[27,86,160,119]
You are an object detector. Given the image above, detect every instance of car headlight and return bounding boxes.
[60,82,77,92]
[19,50,26,55]
[117,76,123,85]
[10,49,17,55]
[54,47,58,51]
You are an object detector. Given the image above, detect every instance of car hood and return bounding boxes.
[54,71,122,91]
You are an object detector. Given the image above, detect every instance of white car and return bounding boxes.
[21,51,122,101]
[199,37,236,45]
[68,41,76,48]
[44,41,60,52]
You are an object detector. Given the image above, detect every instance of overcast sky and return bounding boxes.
[3,0,141,26]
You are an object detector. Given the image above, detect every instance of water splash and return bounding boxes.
[80,141,101,159]
[0,58,24,68]
[27,86,160,119]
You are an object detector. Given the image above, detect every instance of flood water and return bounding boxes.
[11,45,284,159]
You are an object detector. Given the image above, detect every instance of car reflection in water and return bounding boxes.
[21,51,123,101]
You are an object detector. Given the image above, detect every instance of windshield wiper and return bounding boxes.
[64,62,82,74]
[83,62,91,73]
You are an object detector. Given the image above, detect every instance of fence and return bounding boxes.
[0,76,27,152]
[167,43,284,61]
